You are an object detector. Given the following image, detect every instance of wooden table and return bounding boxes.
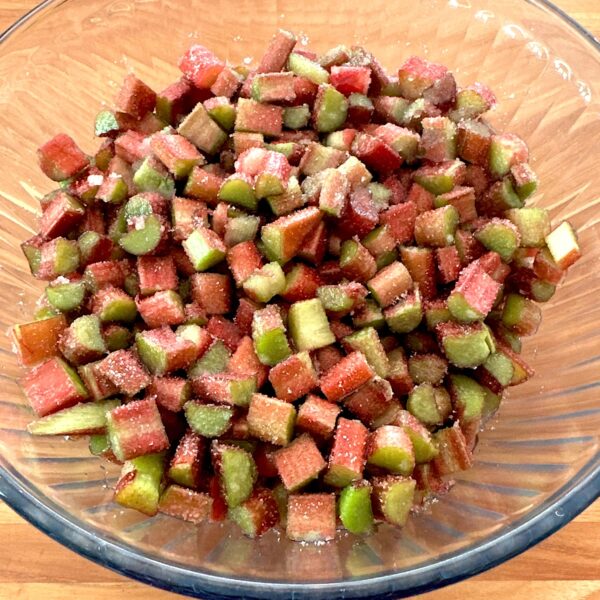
[0,1,598,598]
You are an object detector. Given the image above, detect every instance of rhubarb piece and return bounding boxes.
[408,353,448,385]
[178,102,227,154]
[374,124,419,162]
[150,132,203,178]
[243,261,286,303]
[414,205,459,248]
[182,227,226,271]
[506,207,551,248]
[434,186,477,224]
[135,327,196,375]
[40,191,85,239]
[434,246,461,284]
[371,475,415,527]
[384,291,423,334]
[91,286,137,323]
[280,263,321,303]
[252,305,291,366]
[367,261,413,308]
[320,351,374,403]
[20,357,88,417]
[449,82,495,121]
[397,55,451,100]
[156,79,193,124]
[179,44,225,88]
[36,237,80,280]
[283,104,310,129]
[188,340,230,377]
[227,241,263,286]
[78,231,114,266]
[247,393,296,446]
[366,426,415,475]
[351,132,401,173]
[436,321,495,368]
[78,360,118,401]
[407,383,452,427]
[394,410,438,463]
[167,431,205,488]
[44,280,85,313]
[228,335,269,388]
[27,398,119,436]
[352,300,385,330]
[288,53,329,84]
[235,98,283,136]
[252,72,296,103]
[413,159,465,195]
[137,290,185,328]
[184,165,224,203]
[158,485,212,524]
[455,119,491,166]
[488,133,528,179]
[11,314,67,367]
[338,480,374,536]
[432,423,472,475]
[191,273,232,314]
[218,174,257,211]
[473,219,520,263]
[322,417,368,487]
[313,84,348,132]
[268,352,317,402]
[267,176,305,216]
[59,315,107,365]
[115,74,156,118]
[133,156,175,198]
[274,434,326,491]
[261,207,322,264]
[343,327,389,378]
[420,116,456,162]
[501,292,542,336]
[510,162,538,200]
[317,282,367,317]
[448,373,485,425]
[379,202,417,246]
[229,488,279,538]
[296,394,341,440]
[257,29,296,72]
[339,239,377,282]
[480,178,523,216]
[286,493,336,542]
[193,372,256,407]
[319,168,349,217]
[386,347,414,397]
[184,401,234,437]
[287,298,335,352]
[149,376,190,412]
[204,96,237,131]
[137,255,178,296]
[212,441,258,508]
[114,453,165,516]
[106,398,169,461]
[254,151,292,198]
[343,377,395,427]
[100,349,151,395]
[544,222,581,270]
[38,133,88,181]
[447,258,502,322]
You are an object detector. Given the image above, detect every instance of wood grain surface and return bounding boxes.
[0,1,598,599]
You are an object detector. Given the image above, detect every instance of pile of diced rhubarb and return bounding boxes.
[13,29,581,542]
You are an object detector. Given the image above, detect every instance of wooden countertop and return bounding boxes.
[0,1,598,598]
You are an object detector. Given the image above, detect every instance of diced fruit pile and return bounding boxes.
[13,30,581,542]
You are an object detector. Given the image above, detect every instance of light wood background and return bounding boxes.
[0,1,598,598]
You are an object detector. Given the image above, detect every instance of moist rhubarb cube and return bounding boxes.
[320,351,374,402]
[544,221,581,270]
[135,326,197,375]
[91,285,137,323]
[191,273,232,314]
[210,67,244,98]
[137,255,178,295]
[456,120,491,166]
[168,430,205,488]
[435,246,461,284]
[420,116,456,162]
[100,349,151,395]
[36,238,80,280]
[296,394,341,440]
[400,246,437,299]
[78,360,118,401]
[286,493,336,542]
[137,290,185,328]
[367,261,413,308]
[257,29,297,73]
[313,346,344,375]
[351,132,401,173]
[252,72,296,103]
[268,351,318,402]
[299,142,346,176]
[274,434,326,491]
[296,220,328,265]
[39,191,85,240]
[193,372,256,407]
[184,165,225,203]
[243,262,286,303]
[280,263,321,303]
[247,393,296,446]
[235,98,283,137]
[488,133,529,179]
[436,321,495,368]
[148,376,190,413]
[313,84,348,132]
[343,327,389,378]
[434,186,477,224]
[319,168,349,217]
[158,484,212,524]
[287,297,336,352]
[78,231,114,266]
[432,422,473,476]
[178,102,227,155]
[371,475,415,527]
[352,299,385,330]
[378,202,416,246]
[343,377,395,427]
[330,65,371,95]
[218,174,257,212]
[188,339,230,377]
[107,398,169,461]
[387,347,414,397]
[506,207,551,248]
[501,293,542,336]
[367,425,415,475]
[407,383,452,427]
[252,305,291,366]
[205,317,241,353]
[20,357,88,417]
[384,291,423,334]
[115,74,156,118]
[204,96,237,131]
[182,227,226,271]
[59,314,107,366]
[150,132,204,178]
[227,241,263,287]
[184,400,234,438]
[414,205,459,248]
[11,314,67,367]
[179,44,225,88]
[374,124,420,162]
[338,480,374,535]
[407,353,448,386]
[393,410,438,463]
[229,487,279,538]
[114,453,165,516]
[288,53,329,85]
[339,239,377,283]
[228,336,269,388]
[38,133,88,181]
[212,441,258,508]
[323,418,368,487]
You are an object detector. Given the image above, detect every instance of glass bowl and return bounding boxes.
[0,0,599,598]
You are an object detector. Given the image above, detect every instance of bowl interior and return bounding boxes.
[0,0,599,597]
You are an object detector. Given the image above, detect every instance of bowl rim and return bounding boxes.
[1,1,599,598]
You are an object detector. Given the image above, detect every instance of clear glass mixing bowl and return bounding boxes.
[0,0,599,598]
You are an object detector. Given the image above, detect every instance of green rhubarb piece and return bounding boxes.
[441,324,495,368]
[252,321,291,367]
[367,437,414,476]
[242,262,286,303]
[68,314,106,354]
[352,299,385,330]
[78,231,104,264]
[506,207,551,248]
[530,279,556,302]
[227,375,257,407]
[474,221,520,262]
[97,294,137,323]
[314,85,348,133]
[182,228,226,271]
[408,354,447,385]
[449,374,485,421]
[118,214,163,255]
[52,238,81,276]
[178,102,228,154]
[511,163,538,200]
[224,215,260,246]
[45,281,86,312]
[368,182,392,212]
[288,53,329,84]
[135,332,168,376]
[114,453,165,516]
[89,433,111,457]
[133,157,175,198]
[27,399,119,436]
[104,324,132,351]
[215,443,258,508]
[483,352,514,387]
[385,127,420,161]
[188,340,230,377]
[348,92,374,114]
[488,178,523,213]
[265,142,296,159]
[255,173,286,200]
[374,476,415,527]
[267,177,304,216]
[344,327,389,378]
[396,415,438,463]
[288,298,335,351]
[489,135,527,178]
[407,383,450,427]
[206,102,236,132]
[501,292,541,333]
[425,304,451,330]
[94,110,120,137]
[414,160,464,195]
[185,402,234,438]
[338,482,374,535]
[317,285,355,314]
[35,306,61,320]
[385,296,423,334]
[482,387,503,420]
[283,105,310,129]
[218,177,258,211]
[377,250,399,270]
[447,292,484,323]
[448,88,490,122]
